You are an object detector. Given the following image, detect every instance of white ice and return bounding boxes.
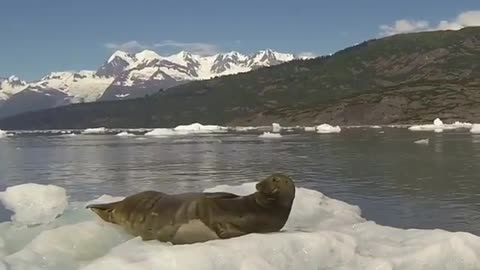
[316,124,342,133]
[471,124,480,134]
[82,127,107,135]
[272,123,282,133]
[409,118,472,132]
[173,123,228,133]
[234,126,258,132]
[304,127,316,132]
[414,139,429,145]
[0,130,7,138]
[258,132,283,138]
[0,183,68,226]
[115,132,135,137]
[1,182,480,269]
[144,128,179,137]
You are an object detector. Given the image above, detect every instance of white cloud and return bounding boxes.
[379,10,480,36]
[153,40,219,55]
[104,40,151,52]
[104,40,220,55]
[297,52,317,59]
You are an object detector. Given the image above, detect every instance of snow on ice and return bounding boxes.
[0,130,8,138]
[0,182,479,269]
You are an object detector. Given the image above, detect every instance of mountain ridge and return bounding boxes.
[0,49,298,118]
[2,27,480,130]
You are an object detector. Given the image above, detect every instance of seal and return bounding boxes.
[86,173,296,245]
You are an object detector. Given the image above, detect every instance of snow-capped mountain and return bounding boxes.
[0,75,28,101]
[0,49,298,118]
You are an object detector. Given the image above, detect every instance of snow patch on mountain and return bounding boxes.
[0,76,28,100]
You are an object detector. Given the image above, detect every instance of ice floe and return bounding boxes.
[409,118,473,132]
[0,130,8,138]
[115,132,135,137]
[0,183,68,226]
[173,123,227,133]
[316,124,342,133]
[258,132,283,138]
[82,127,108,135]
[272,123,282,133]
[471,124,480,134]
[0,182,479,269]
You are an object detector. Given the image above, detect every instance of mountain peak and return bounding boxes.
[107,50,133,63]
[135,50,162,62]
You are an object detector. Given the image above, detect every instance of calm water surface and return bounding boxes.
[1,128,480,235]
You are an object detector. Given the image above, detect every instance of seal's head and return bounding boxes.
[255,173,295,208]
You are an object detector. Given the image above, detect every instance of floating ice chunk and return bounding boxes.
[433,118,443,126]
[82,127,107,134]
[144,128,179,137]
[452,121,473,128]
[316,124,341,133]
[173,123,228,133]
[0,130,8,138]
[234,126,257,132]
[272,123,281,133]
[0,184,68,226]
[304,127,316,132]
[414,139,429,145]
[408,118,471,132]
[471,124,480,134]
[258,132,282,138]
[371,125,382,129]
[116,132,135,137]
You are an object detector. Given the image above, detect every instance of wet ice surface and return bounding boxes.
[1,126,480,269]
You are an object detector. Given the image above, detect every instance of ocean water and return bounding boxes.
[1,127,479,235]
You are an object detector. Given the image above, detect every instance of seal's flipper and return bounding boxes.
[86,202,119,224]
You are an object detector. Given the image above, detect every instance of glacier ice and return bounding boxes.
[0,130,7,138]
[145,123,227,136]
[82,127,107,135]
[115,132,135,137]
[173,123,227,133]
[0,183,68,226]
[471,124,480,134]
[0,182,480,269]
[272,123,282,133]
[409,118,472,132]
[258,132,283,138]
[304,127,316,132]
[316,124,341,133]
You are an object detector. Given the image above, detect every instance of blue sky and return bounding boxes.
[2,0,479,81]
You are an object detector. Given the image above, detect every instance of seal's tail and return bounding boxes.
[86,202,119,224]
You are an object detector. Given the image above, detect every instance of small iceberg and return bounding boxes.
[304,127,317,132]
[116,131,135,137]
[471,124,480,134]
[414,138,429,145]
[0,183,68,226]
[0,129,8,138]
[173,123,227,133]
[144,128,180,137]
[409,118,471,132]
[259,132,282,138]
[234,126,258,132]
[272,123,282,133]
[82,127,108,134]
[316,124,341,133]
